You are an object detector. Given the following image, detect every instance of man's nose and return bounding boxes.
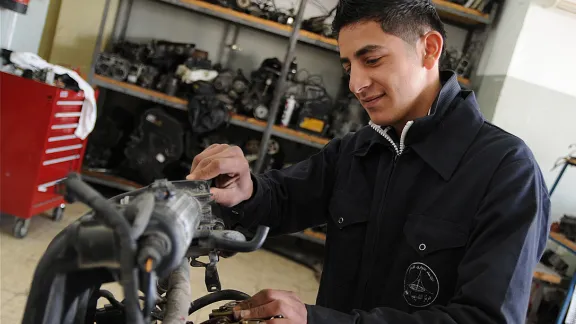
[348,68,371,95]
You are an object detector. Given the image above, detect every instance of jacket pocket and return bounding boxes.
[323,189,370,297]
[399,215,469,309]
[403,214,468,257]
[328,189,369,230]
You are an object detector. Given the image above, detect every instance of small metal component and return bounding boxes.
[419,243,426,251]
[337,217,344,224]
[253,105,269,120]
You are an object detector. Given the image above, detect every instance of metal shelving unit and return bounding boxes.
[93,75,330,149]
[88,0,499,174]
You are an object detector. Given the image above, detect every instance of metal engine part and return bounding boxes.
[199,301,284,324]
[236,0,251,9]
[95,53,131,81]
[214,69,235,92]
[253,104,269,120]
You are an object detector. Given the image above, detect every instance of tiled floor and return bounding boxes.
[0,203,319,323]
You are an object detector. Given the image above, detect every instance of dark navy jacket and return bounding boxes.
[227,71,550,323]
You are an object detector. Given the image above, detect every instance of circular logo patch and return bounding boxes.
[403,262,439,307]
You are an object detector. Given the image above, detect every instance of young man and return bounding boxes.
[187,0,551,323]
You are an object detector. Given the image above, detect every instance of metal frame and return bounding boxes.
[88,0,500,174]
[157,0,339,52]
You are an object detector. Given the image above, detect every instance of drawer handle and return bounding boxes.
[43,155,80,166]
[48,135,77,142]
[55,112,82,117]
[46,144,83,154]
[38,178,67,192]
[51,123,79,130]
[57,101,84,106]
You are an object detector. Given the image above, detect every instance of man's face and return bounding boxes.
[338,21,428,127]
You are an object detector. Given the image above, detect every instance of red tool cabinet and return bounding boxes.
[0,72,91,238]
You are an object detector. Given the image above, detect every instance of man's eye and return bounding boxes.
[343,66,351,75]
[366,58,381,65]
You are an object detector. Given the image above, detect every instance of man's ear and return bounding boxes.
[422,31,443,70]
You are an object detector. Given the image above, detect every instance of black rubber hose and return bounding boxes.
[124,192,155,239]
[189,290,251,315]
[209,226,270,253]
[22,229,74,324]
[63,173,144,324]
[98,290,125,309]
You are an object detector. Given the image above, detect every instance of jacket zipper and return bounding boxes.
[361,120,414,306]
[368,120,414,158]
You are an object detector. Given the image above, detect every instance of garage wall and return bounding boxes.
[48,0,119,74]
[1,0,50,53]
[473,0,531,121]
[490,4,576,221]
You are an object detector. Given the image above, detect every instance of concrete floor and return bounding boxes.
[0,203,319,323]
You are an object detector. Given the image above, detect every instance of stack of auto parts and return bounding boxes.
[95,39,214,97]
[206,0,296,26]
[124,108,185,184]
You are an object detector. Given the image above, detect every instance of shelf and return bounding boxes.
[158,0,339,52]
[457,76,471,87]
[92,75,331,149]
[550,231,576,255]
[533,263,563,285]
[432,0,492,25]
[229,114,329,149]
[291,229,326,245]
[156,0,492,55]
[93,75,188,110]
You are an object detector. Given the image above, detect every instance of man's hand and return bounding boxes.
[186,144,253,207]
[233,289,308,323]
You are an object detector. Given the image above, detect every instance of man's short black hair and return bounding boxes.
[332,0,447,53]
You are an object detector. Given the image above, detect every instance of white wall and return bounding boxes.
[507,5,576,98]
[1,0,50,54]
[475,0,531,76]
[491,3,576,221]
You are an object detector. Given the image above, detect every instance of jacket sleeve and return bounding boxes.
[306,157,551,324]
[223,137,343,236]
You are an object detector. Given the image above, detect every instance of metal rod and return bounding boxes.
[254,0,308,173]
[88,0,113,85]
[118,0,135,41]
[550,162,569,196]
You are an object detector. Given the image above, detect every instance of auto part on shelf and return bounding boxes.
[213,69,235,92]
[95,53,131,81]
[559,215,576,241]
[541,250,568,276]
[22,173,270,324]
[296,96,332,135]
[188,81,229,134]
[124,108,184,184]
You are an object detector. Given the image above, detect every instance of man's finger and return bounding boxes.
[236,289,291,311]
[210,187,240,207]
[237,300,288,320]
[189,156,245,181]
[190,144,229,173]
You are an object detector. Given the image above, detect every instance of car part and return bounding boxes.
[280,95,297,127]
[297,96,332,135]
[95,53,131,81]
[22,173,270,324]
[124,108,184,184]
[188,82,229,134]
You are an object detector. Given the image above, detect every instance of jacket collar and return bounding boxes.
[353,71,485,181]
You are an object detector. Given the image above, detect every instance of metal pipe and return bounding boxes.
[254,0,309,173]
[88,0,112,85]
[118,0,134,42]
[162,259,191,324]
